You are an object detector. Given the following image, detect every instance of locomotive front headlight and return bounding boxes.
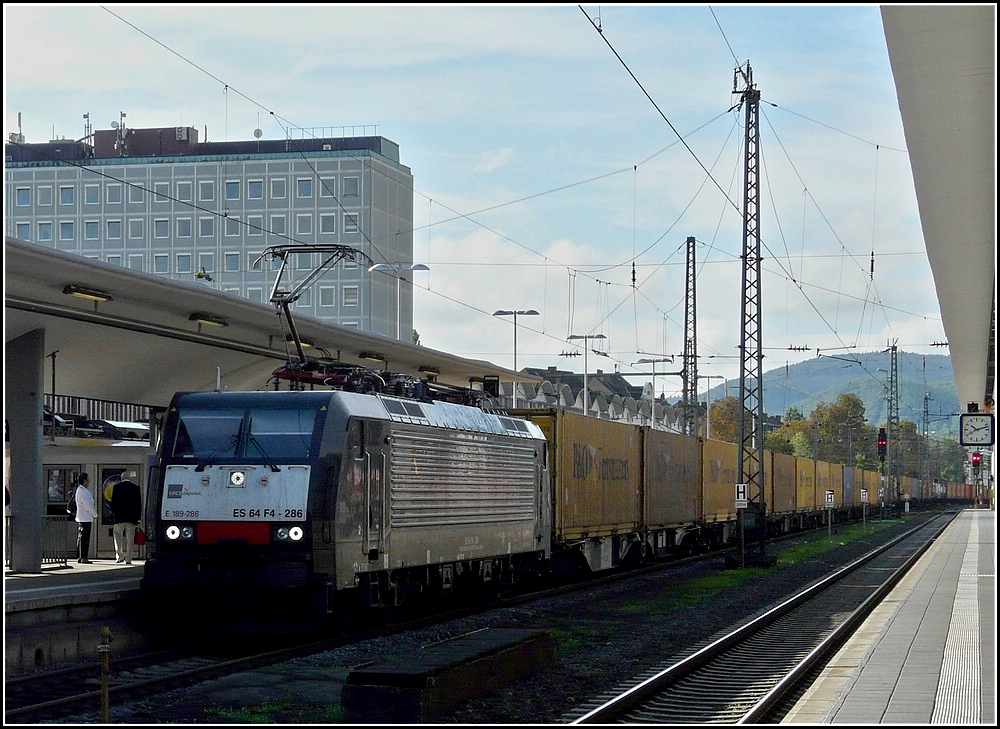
[166,525,181,540]
[180,526,195,539]
[275,527,290,541]
[288,526,304,541]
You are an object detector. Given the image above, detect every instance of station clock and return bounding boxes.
[959,413,995,446]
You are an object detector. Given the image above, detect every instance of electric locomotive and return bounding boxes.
[140,389,551,630]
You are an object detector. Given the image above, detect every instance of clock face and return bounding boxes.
[960,414,995,446]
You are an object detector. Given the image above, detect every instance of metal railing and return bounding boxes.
[4,515,72,569]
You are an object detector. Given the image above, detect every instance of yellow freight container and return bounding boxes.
[796,457,817,512]
[702,438,740,522]
[643,428,700,527]
[517,409,641,541]
[769,451,797,515]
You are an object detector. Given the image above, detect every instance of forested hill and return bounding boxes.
[703,351,957,428]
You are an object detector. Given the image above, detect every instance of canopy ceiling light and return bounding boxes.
[418,365,441,375]
[62,284,113,303]
[359,351,386,362]
[189,312,229,328]
[287,334,314,348]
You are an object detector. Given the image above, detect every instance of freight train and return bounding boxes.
[138,384,972,630]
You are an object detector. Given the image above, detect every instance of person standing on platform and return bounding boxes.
[73,473,98,563]
[110,472,142,564]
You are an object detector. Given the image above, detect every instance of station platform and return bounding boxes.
[783,507,995,724]
[4,558,144,613]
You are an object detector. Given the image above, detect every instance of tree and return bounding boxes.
[707,395,743,443]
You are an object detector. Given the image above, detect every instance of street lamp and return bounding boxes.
[699,375,725,439]
[492,309,539,372]
[633,357,673,420]
[567,334,607,414]
[368,263,430,340]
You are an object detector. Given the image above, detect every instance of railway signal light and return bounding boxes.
[971,451,982,472]
[877,427,887,461]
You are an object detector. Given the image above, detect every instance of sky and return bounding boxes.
[3,4,948,399]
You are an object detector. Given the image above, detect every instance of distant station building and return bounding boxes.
[5,119,416,340]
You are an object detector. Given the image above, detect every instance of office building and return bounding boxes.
[5,121,415,339]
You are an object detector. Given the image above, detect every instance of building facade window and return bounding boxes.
[106,183,122,204]
[84,221,100,240]
[177,218,193,238]
[246,215,263,236]
[319,286,337,306]
[248,180,264,200]
[128,254,144,271]
[296,214,313,235]
[320,213,337,234]
[59,186,75,206]
[107,220,122,239]
[343,176,360,197]
[270,214,286,235]
[199,217,214,237]
[129,185,143,203]
[319,177,337,197]
[16,187,31,206]
[199,180,214,202]
[59,221,74,241]
[128,219,144,239]
[225,180,240,201]
[225,217,241,236]
[38,186,53,206]
[344,213,359,233]
[154,181,170,203]
[15,222,30,239]
[84,184,100,205]
[198,253,215,274]
[296,178,312,198]
[176,180,193,202]
[153,219,170,238]
[154,254,170,273]
[224,252,240,272]
[343,286,359,307]
[176,253,192,274]
[106,254,122,266]
[270,178,286,199]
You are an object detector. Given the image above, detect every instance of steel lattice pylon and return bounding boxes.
[734,62,768,565]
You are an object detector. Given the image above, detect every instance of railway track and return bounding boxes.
[5,514,936,724]
[0,535,740,723]
[563,511,955,724]
[3,638,336,724]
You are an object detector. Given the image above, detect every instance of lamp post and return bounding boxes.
[698,375,725,439]
[567,334,607,414]
[368,263,430,340]
[493,309,539,408]
[634,357,673,422]
[492,309,539,372]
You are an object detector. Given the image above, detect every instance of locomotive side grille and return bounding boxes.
[389,430,537,527]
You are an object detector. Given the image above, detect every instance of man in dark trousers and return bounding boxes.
[110,471,142,564]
